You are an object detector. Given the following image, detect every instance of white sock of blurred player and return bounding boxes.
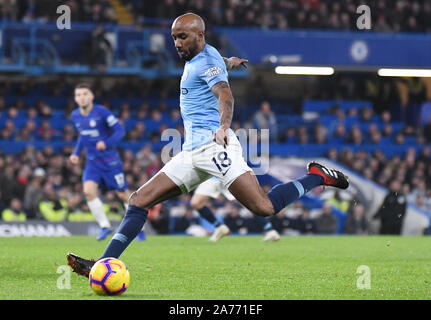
[88,197,111,229]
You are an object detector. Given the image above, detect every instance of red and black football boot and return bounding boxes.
[67,253,97,278]
[307,162,349,190]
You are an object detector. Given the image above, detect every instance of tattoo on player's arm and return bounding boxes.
[211,81,234,130]
[211,81,230,98]
[220,98,234,129]
[223,57,233,71]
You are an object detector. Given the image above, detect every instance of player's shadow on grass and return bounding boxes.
[81,293,167,299]
[116,293,167,299]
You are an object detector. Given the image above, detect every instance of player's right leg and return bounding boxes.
[67,150,208,277]
[67,172,182,277]
[100,172,183,259]
[115,189,146,241]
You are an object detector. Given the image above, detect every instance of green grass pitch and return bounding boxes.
[1,235,430,300]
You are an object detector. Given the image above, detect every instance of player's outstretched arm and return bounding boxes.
[211,81,234,147]
[70,135,83,164]
[223,57,248,71]
[103,120,126,146]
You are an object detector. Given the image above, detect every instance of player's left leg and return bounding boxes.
[226,183,279,241]
[98,171,184,261]
[228,162,348,217]
[83,180,112,240]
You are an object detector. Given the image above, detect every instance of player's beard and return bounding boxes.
[182,41,199,61]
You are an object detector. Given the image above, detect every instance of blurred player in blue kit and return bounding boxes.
[68,13,348,276]
[70,83,145,241]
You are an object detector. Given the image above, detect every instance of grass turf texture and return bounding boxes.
[1,235,430,300]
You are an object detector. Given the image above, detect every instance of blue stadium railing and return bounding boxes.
[0,21,247,78]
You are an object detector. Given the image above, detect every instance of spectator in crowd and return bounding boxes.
[394,132,405,144]
[315,203,337,234]
[295,208,316,235]
[145,156,162,178]
[347,124,363,145]
[14,165,32,200]
[147,203,169,234]
[423,116,431,143]
[1,198,26,221]
[224,202,247,234]
[373,180,407,235]
[343,203,369,235]
[172,208,198,233]
[87,25,113,70]
[326,190,351,212]
[278,126,296,143]
[269,208,292,234]
[284,201,305,221]
[253,101,278,141]
[23,167,46,219]
[360,107,374,122]
[382,123,393,137]
[331,123,347,143]
[38,183,68,222]
[381,110,392,123]
[296,125,309,144]
[314,123,328,144]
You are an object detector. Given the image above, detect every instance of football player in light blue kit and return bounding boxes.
[67,13,348,276]
[70,83,145,241]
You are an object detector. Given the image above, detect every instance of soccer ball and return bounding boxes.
[89,257,130,296]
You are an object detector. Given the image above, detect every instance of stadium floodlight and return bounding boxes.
[275,66,334,75]
[377,68,431,77]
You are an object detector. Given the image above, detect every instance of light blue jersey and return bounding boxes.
[180,44,233,151]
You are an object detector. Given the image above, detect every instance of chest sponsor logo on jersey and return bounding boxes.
[81,129,100,137]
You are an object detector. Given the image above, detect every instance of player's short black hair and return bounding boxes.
[74,82,93,92]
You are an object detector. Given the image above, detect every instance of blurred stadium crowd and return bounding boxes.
[0,0,117,23]
[0,0,431,236]
[2,0,431,32]
[0,75,430,235]
[135,0,431,32]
